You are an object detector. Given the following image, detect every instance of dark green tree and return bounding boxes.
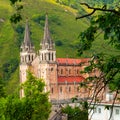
[76,2,120,89]
[62,101,88,120]
[0,77,6,98]
[9,0,23,23]
[2,71,51,120]
[22,71,51,120]
[76,2,120,119]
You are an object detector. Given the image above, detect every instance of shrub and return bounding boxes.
[55,40,63,46]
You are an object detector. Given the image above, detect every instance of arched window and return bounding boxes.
[45,53,46,60]
[77,86,79,92]
[69,69,71,74]
[98,108,101,113]
[69,87,71,92]
[21,56,24,62]
[51,68,53,71]
[60,87,62,93]
[42,54,43,60]
[61,69,63,74]
[28,55,30,61]
[49,53,50,60]
[25,56,27,62]
[52,53,53,61]
[32,55,34,61]
[51,88,53,94]
[26,48,28,51]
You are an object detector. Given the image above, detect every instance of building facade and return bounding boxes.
[89,103,120,120]
[20,14,90,101]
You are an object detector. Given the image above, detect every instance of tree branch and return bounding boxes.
[76,9,96,19]
[76,3,120,20]
[109,88,119,120]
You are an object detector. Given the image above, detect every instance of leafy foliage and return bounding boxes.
[55,40,63,46]
[62,104,88,120]
[77,3,120,107]
[21,71,51,120]
[1,59,18,81]
[0,71,51,120]
[10,0,22,5]
[15,24,24,47]
[10,13,22,24]
[77,26,97,55]
[0,77,6,98]
[78,6,120,54]
[55,0,118,9]
[9,0,23,23]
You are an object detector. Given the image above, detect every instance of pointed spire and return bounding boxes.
[41,14,55,50]
[21,19,34,52]
[43,13,50,42]
[24,19,31,46]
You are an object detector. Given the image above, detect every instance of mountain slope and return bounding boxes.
[0,0,89,94]
[0,0,120,94]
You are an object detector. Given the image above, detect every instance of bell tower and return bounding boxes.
[39,14,57,96]
[20,19,36,98]
[39,14,56,63]
[20,19,36,64]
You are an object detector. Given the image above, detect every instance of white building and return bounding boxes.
[89,93,120,120]
[89,103,120,120]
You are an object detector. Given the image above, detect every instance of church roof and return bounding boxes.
[57,58,89,65]
[58,76,84,83]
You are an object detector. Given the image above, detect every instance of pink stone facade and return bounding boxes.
[30,57,90,101]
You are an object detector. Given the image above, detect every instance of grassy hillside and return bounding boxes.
[0,0,120,94]
[0,0,89,93]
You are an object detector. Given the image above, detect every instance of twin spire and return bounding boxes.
[21,14,55,52]
[23,19,31,46]
[21,19,34,52]
[41,14,55,50]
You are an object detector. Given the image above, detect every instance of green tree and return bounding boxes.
[0,77,6,98]
[2,71,51,120]
[76,2,120,119]
[2,59,18,81]
[62,101,88,120]
[22,71,51,120]
[9,0,23,23]
[77,2,120,89]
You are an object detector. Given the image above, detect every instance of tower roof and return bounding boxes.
[41,14,55,50]
[24,19,32,46]
[21,19,34,52]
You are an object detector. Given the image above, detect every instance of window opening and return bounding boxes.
[51,88,53,94]
[60,87,62,93]
[61,69,63,74]
[115,109,119,115]
[69,87,71,92]
[98,108,101,113]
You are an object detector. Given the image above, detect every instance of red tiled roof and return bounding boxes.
[57,58,89,65]
[58,76,84,83]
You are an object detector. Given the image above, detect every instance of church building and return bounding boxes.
[20,14,90,101]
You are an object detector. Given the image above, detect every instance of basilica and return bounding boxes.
[20,14,90,101]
